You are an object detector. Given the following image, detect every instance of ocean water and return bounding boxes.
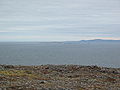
[0,42,120,68]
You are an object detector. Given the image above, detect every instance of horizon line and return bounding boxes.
[0,39,120,43]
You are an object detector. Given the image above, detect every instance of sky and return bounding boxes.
[0,0,120,41]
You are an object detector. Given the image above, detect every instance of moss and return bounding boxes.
[0,70,39,79]
[0,65,120,89]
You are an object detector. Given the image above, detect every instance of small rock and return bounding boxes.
[39,80,47,84]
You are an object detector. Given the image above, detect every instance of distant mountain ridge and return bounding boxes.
[80,39,120,42]
[63,39,120,44]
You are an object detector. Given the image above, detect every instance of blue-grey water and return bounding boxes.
[0,42,120,68]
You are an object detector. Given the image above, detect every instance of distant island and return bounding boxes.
[80,39,120,43]
[63,39,120,44]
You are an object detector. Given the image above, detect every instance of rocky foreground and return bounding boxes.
[0,65,120,90]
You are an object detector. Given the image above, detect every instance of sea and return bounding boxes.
[0,42,120,68]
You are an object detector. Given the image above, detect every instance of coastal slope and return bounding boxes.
[0,65,120,90]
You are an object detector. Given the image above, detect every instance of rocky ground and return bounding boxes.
[0,65,120,90]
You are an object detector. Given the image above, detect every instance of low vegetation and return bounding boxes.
[0,65,120,90]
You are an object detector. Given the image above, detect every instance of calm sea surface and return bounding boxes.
[0,42,120,68]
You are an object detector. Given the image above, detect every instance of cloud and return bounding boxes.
[0,0,120,41]
[0,34,120,42]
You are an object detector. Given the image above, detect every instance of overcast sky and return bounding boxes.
[0,0,120,41]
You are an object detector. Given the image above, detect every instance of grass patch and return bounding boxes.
[0,70,39,79]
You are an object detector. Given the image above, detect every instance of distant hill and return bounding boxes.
[80,39,120,43]
[63,39,120,44]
